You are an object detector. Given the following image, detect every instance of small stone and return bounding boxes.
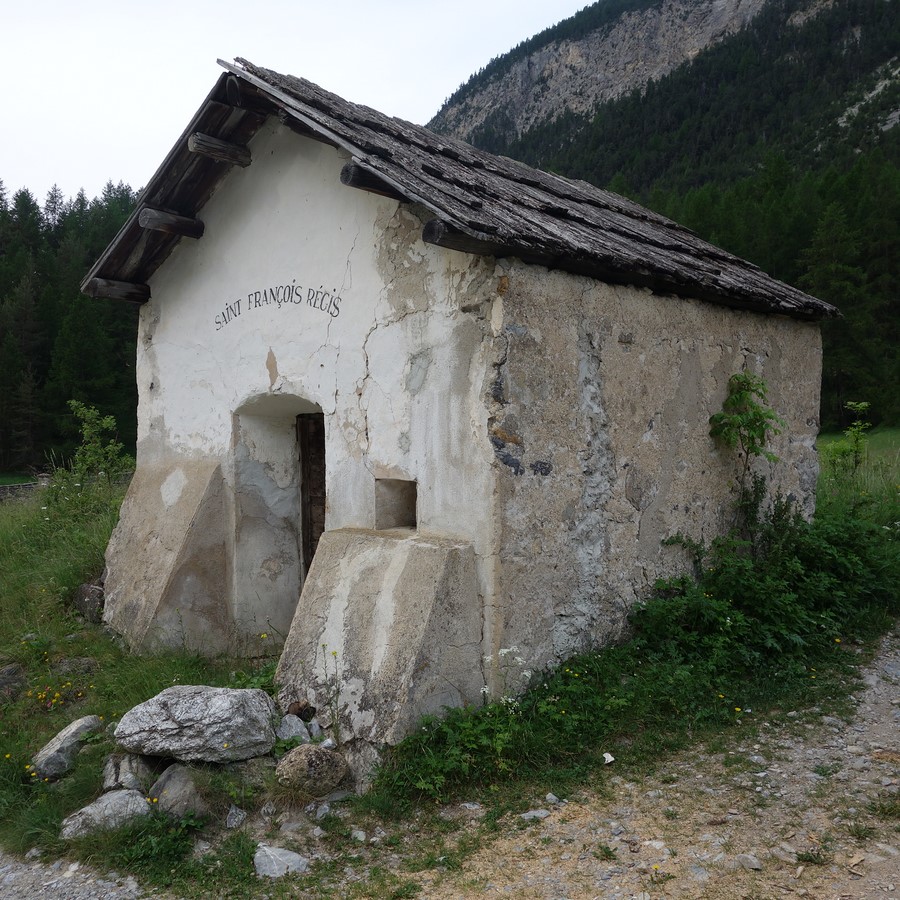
[315,802,331,820]
[275,715,311,743]
[33,715,103,779]
[254,844,309,878]
[731,853,763,871]
[72,584,104,624]
[689,864,710,882]
[545,793,560,804]
[275,744,348,796]
[461,801,482,810]
[519,809,551,820]
[59,789,150,840]
[259,800,276,821]
[351,829,367,842]
[226,804,247,829]
[0,663,25,698]
[102,753,157,792]
[320,737,337,750]
[148,764,208,819]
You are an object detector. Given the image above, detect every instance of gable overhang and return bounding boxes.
[82,60,838,322]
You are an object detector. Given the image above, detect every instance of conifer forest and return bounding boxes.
[1,0,898,470]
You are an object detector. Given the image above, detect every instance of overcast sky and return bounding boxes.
[4,1,590,205]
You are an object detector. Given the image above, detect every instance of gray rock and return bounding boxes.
[730,853,763,871]
[254,844,310,878]
[0,663,25,698]
[72,584,104,624]
[259,800,277,822]
[102,753,157,792]
[54,656,99,677]
[276,714,310,743]
[351,829,366,842]
[275,744,348,796]
[59,789,150,840]
[114,686,277,762]
[226,804,247,829]
[519,809,551,820]
[32,715,103,779]
[689,863,710,881]
[148,764,209,819]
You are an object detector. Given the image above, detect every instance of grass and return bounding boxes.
[0,409,896,897]
[0,473,33,486]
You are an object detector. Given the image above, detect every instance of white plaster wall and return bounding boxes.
[127,121,499,646]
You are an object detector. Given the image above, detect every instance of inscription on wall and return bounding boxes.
[215,279,342,331]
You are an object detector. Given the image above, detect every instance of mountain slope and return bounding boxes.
[430,0,769,145]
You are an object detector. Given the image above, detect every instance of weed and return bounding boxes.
[594,844,617,860]
[72,812,204,884]
[709,370,784,516]
[869,794,900,820]
[796,845,832,865]
[229,658,277,695]
[846,821,877,841]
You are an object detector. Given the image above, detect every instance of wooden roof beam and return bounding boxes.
[340,162,406,201]
[83,278,150,305]
[187,133,252,167]
[138,208,205,239]
[422,218,516,259]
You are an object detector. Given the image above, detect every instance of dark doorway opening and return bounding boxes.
[297,412,326,573]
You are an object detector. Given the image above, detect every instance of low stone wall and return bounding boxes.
[0,481,46,501]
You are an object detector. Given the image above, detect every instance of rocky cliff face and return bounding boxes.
[430,0,770,143]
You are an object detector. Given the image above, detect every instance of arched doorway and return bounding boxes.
[231,394,326,640]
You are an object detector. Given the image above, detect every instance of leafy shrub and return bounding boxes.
[45,401,133,522]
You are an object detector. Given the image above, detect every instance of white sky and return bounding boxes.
[4,0,591,205]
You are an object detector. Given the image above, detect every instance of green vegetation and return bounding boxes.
[0,474,32,485]
[0,178,138,471]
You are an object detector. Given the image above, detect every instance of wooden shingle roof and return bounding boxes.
[82,58,836,320]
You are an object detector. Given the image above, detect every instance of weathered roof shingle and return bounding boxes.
[82,58,836,320]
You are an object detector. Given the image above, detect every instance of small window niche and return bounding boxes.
[375,478,417,530]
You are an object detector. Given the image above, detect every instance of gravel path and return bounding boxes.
[1,624,897,899]
[414,623,900,899]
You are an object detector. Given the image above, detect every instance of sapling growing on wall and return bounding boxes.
[709,371,785,518]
